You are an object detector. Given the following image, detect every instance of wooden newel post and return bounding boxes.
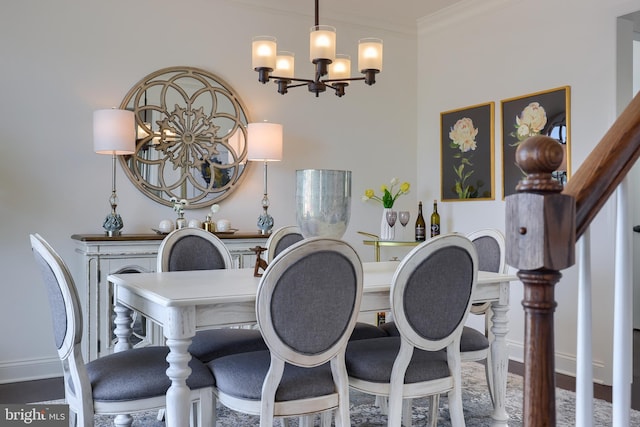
[505,135,576,426]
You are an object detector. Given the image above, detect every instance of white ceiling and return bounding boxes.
[233,0,465,33]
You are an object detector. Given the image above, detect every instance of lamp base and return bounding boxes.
[257,211,274,235]
[103,212,124,237]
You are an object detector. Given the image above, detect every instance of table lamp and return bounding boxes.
[93,109,135,236]
[247,122,283,235]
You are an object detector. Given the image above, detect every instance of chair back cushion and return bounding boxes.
[467,228,506,273]
[391,234,478,351]
[157,228,233,272]
[472,236,501,272]
[273,233,304,258]
[168,235,226,271]
[265,225,305,262]
[30,234,82,360]
[257,238,363,367]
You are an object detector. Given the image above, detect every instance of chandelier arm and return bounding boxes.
[270,75,314,84]
[283,82,310,89]
[322,77,365,83]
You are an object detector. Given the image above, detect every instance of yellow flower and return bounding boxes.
[363,178,411,208]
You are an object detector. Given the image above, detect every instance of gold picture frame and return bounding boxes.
[440,102,495,201]
[501,86,571,198]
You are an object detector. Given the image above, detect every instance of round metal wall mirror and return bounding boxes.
[118,66,251,209]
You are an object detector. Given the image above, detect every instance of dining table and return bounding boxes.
[108,261,517,427]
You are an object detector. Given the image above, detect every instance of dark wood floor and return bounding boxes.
[0,375,64,403]
[2,330,640,408]
[508,329,640,410]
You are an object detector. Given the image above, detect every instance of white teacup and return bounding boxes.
[216,219,231,232]
[188,219,203,229]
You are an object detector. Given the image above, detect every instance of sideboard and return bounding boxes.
[71,232,269,361]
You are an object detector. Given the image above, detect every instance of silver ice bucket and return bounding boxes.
[296,169,352,239]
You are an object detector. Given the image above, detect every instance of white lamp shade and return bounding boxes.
[275,51,295,79]
[358,38,383,71]
[247,123,283,162]
[252,36,277,70]
[310,25,336,62]
[328,54,351,81]
[93,109,136,155]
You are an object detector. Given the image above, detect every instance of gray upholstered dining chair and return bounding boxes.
[30,233,214,427]
[380,229,506,423]
[207,237,363,427]
[265,226,385,427]
[157,227,267,364]
[157,227,234,272]
[264,225,304,263]
[345,234,478,427]
[464,228,507,397]
[383,229,506,360]
[266,226,387,343]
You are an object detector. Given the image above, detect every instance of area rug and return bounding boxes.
[44,362,640,426]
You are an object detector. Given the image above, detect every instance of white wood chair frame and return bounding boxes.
[30,233,213,427]
[348,234,478,427]
[212,238,363,427]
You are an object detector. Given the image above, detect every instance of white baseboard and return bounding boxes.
[507,340,609,385]
[0,356,61,384]
[2,340,611,386]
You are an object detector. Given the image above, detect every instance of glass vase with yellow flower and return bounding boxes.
[362,178,410,241]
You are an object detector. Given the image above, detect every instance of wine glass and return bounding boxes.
[385,210,397,240]
[398,211,410,240]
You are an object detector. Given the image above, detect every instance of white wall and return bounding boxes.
[3,0,639,387]
[0,0,417,382]
[418,0,640,384]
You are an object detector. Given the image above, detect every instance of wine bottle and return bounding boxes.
[415,201,426,241]
[430,200,440,237]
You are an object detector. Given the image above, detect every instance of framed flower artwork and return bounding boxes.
[501,86,571,198]
[440,102,495,201]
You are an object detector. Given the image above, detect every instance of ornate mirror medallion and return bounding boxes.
[119,66,251,208]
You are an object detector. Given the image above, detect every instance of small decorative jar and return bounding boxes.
[176,213,187,230]
[203,215,216,233]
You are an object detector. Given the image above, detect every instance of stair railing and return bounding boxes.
[505,91,640,425]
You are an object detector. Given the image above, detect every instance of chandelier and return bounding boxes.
[251,0,383,97]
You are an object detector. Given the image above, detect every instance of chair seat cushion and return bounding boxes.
[345,337,449,384]
[189,328,268,363]
[349,322,388,341]
[379,321,399,336]
[381,322,489,353]
[87,346,213,402]
[208,350,335,402]
[460,326,489,352]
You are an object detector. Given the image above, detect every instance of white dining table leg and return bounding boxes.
[113,303,134,425]
[489,286,510,426]
[164,306,196,427]
[113,303,133,352]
